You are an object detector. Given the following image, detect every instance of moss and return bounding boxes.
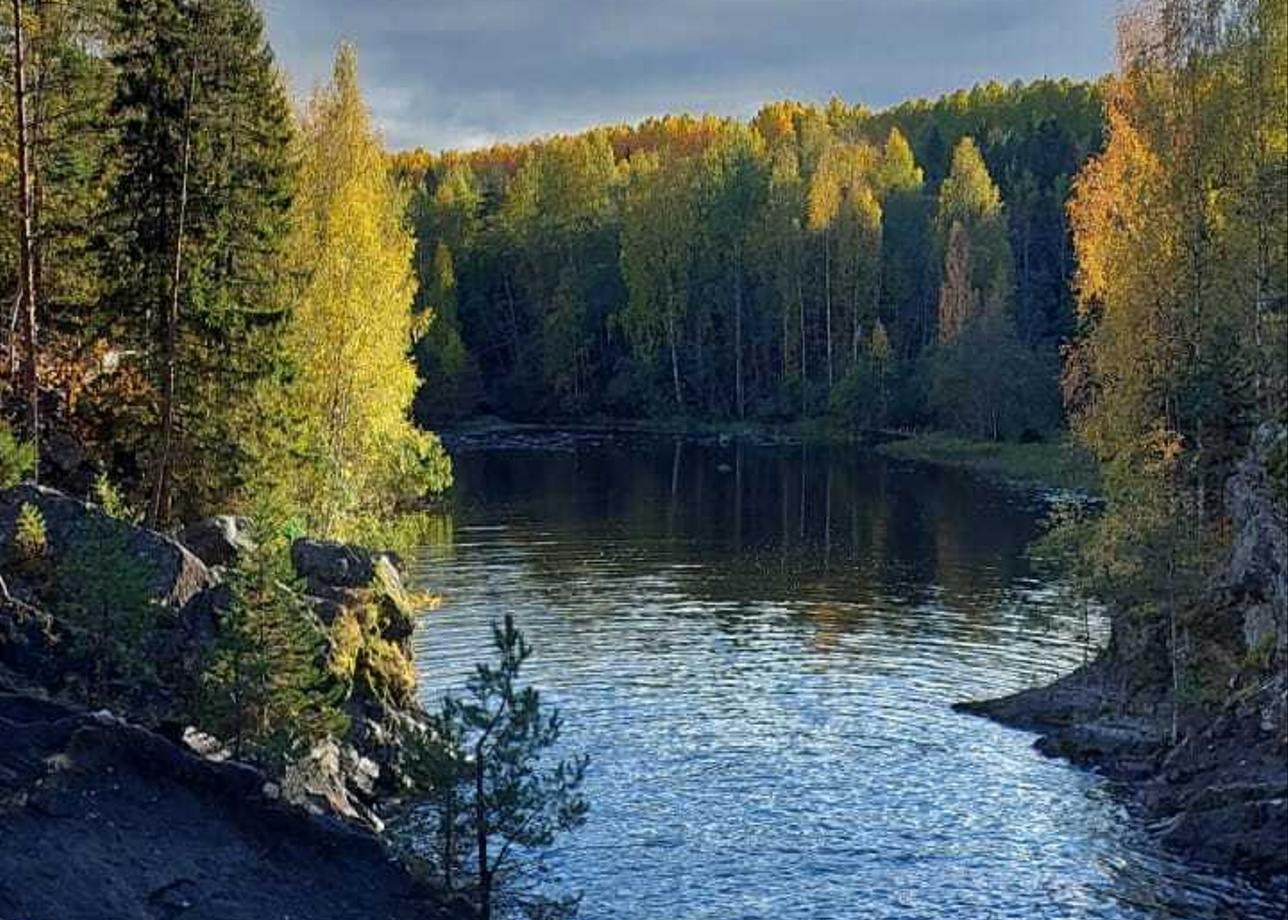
[329,603,416,709]
[876,433,1100,493]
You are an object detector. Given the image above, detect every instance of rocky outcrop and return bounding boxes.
[291,537,426,802]
[0,484,215,608]
[0,690,464,920]
[179,515,256,569]
[958,427,1288,880]
[0,487,453,918]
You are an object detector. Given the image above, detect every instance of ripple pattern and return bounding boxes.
[410,439,1284,920]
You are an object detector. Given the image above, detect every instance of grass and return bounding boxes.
[876,432,1100,494]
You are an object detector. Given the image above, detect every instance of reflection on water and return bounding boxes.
[411,434,1284,920]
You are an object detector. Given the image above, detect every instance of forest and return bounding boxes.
[403,81,1105,438]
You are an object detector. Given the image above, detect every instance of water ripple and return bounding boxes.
[411,440,1284,920]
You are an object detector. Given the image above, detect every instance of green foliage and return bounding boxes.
[399,615,588,920]
[0,423,36,488]
[12,502,46,561]
[928,312,1061,440]
[1061,0,1286,704]
[247,44,451,541]
[107,0,296,523]
[198,544,347,770]
[91,472,140,523]
[50,523,159,705]
[406,80,1100,428]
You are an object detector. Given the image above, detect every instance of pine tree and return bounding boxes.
[199,547,346,769]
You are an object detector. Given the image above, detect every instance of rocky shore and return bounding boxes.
[0,485,468,920]
[957,426,1288,883]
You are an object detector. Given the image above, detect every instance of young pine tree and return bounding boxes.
[413,615,589,920]
[199,547,346,770]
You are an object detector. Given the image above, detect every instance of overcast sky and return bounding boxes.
[259,0,1120,152]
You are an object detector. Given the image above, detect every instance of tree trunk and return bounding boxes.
[149,59,198,526]
[734,251,744,420]
[11,0,39,476]
[797,273,806,417]
[823,231,833,393]
[667,306,682,410]
[475,751,491,920]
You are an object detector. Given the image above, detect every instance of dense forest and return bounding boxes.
[401,81,1104,437]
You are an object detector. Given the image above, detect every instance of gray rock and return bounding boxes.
[291,538,376,589]
[0,485,215,608]
[178,515,256,568]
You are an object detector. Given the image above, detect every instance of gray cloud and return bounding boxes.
[259,0,1118,151]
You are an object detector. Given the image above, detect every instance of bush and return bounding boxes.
[0,423,36,488]
[928,312,1061,440]
[13,502,46,562]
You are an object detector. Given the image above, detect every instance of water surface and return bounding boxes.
[412,433,1282,920]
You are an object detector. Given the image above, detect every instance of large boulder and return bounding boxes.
[292,539,376,589]
[179,515,256,569]
[0,485,215,609]
[292,538,416,644]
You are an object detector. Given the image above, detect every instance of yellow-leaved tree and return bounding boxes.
[251,44,450,539]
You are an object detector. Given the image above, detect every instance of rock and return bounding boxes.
[372,554,415,642]
[280,737,384,832]
[0,691,464,920]
[178,515,255,568]
[0,485,215,609]
[293,539,417,644]
[292,538,376,589]
[1223,421,1287,664]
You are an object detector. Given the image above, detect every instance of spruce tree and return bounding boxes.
[107,0,294,522]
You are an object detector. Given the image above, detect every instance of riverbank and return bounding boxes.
[0,485,467,920]
[956,427,1287,885]
[875,432,1100,494]
[447,417,1097,492]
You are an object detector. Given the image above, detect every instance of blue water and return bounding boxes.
[412,434,1284,919]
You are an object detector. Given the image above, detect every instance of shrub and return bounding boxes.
[0,423,36,488]
[13,502,47,562]
[51,523,159,704]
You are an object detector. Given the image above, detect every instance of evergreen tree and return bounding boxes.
[421,615,589,920]
[107,0,294,522]
[199,547,347,770]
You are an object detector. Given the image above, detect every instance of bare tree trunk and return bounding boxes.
[11,0,39,476]
[734,250,744,420]
[823,231,833,394]
[667,305,682,410]
[797,272,806,417]
[149,59,198,527]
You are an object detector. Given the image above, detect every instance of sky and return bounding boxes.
[259,0,1120,152]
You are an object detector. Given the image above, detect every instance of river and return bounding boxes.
[411,432,1283,920]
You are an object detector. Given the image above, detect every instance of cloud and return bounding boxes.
[259,0,1117,151]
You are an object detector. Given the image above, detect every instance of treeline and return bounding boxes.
[405,79,1104,436]
[0,1,446,535]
